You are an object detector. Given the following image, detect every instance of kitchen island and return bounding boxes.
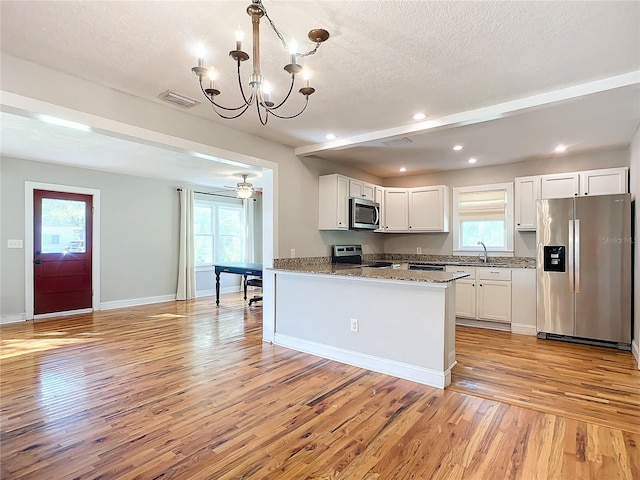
[270,263,468,388]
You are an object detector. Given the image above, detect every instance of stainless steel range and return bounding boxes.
[331,245,446,271]
[331,244,394,268]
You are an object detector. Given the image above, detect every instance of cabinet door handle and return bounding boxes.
[472,283,475,287]
[479,283,483,287]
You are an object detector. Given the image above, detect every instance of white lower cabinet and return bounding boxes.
[454,278,476,318]
[476,279,511,322]
[446,266,512,326]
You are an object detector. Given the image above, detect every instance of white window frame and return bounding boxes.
[452,182,514,257]
[194,198,245,268]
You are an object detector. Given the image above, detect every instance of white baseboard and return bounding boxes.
[196,286,241,298]
[274,333,450,389]
[34,308,93,320]
[1,313,27,324]
[100,294,175,311]
[632,340,639,369]
[196,289,215,298]
[511,323,537,336]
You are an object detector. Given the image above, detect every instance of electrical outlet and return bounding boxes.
[7,239,23,249]
[290,248,296,258]
[416,247,422,254]
[350,318,359,332]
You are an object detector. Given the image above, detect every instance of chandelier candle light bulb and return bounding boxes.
[235,28,244,51]
[289,40,298,65]
[190,0,329,125]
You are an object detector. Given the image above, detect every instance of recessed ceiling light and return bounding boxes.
[325,133,336,140]
[555,144,567,153]
[453,145,463,151]
[468,158,477,164]
[412,113,426,121]
[399,167,407,172]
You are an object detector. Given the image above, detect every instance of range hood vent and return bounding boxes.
[158,90,200,108]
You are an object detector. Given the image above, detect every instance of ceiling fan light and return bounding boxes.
[236,188,253,199]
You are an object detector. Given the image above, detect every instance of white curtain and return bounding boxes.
[243,198,255,263]
[176,188,196,300]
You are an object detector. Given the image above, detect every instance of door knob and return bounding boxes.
[34,259,42,264]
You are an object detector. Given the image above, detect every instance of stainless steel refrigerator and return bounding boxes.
[536,193,632,349]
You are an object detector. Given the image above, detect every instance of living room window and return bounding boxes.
[194,200,245,266]
[452,183,514,256]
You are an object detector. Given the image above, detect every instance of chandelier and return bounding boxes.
[191,0,330,125]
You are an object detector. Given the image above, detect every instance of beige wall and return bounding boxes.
[381,148,630,257]
[0,54,385,264]
[629,127,640,367]
[0,157,183,315]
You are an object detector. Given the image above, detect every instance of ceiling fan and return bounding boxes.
[223,174,260,199]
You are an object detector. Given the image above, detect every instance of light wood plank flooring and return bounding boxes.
[1,294,638,479]
[451,326,640,434]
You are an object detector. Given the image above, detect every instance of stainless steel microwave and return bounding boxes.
[349,198,380,230]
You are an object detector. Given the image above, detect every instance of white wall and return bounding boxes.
[382,148,630,257]
[629,127,640,368]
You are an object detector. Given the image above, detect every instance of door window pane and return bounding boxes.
[41,198,86,253]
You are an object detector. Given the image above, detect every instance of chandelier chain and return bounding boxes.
[260,0,323,58]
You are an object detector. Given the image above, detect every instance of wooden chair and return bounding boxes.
[245,277,262,306]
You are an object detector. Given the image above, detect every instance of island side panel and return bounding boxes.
[273,271,455,388]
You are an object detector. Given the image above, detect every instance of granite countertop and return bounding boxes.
[274,255,536,270]
[271,262,470,284]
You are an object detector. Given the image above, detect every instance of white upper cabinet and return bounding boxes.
[349,179,375,201]
[408,186,450,232]
[579,167,628,196]
[514,176,540,231]
[318,174,349,230]
[540,172,579,199]
[383,189,409,232]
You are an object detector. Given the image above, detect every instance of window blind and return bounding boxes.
[458,190,506,220]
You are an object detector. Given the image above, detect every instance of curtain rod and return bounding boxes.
[176,188,256,201]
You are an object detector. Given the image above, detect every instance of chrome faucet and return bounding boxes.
[477,241,488,263]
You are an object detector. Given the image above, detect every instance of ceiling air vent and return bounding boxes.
[382,137,413,147]
[158,90,200,108]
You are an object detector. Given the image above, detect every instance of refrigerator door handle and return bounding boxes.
[568,220,574,294]
[574,219,580,294]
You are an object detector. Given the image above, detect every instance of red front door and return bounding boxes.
[33,190,93,315]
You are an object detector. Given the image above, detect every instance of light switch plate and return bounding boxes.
[7,239,23,249]
[417,247,422,254]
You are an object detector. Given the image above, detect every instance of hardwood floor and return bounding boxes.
[1,295,638,479]
[451,326,640,434]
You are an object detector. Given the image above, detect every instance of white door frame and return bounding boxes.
[25,181,101,320]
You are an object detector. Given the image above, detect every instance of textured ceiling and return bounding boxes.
[1,1,639,180]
